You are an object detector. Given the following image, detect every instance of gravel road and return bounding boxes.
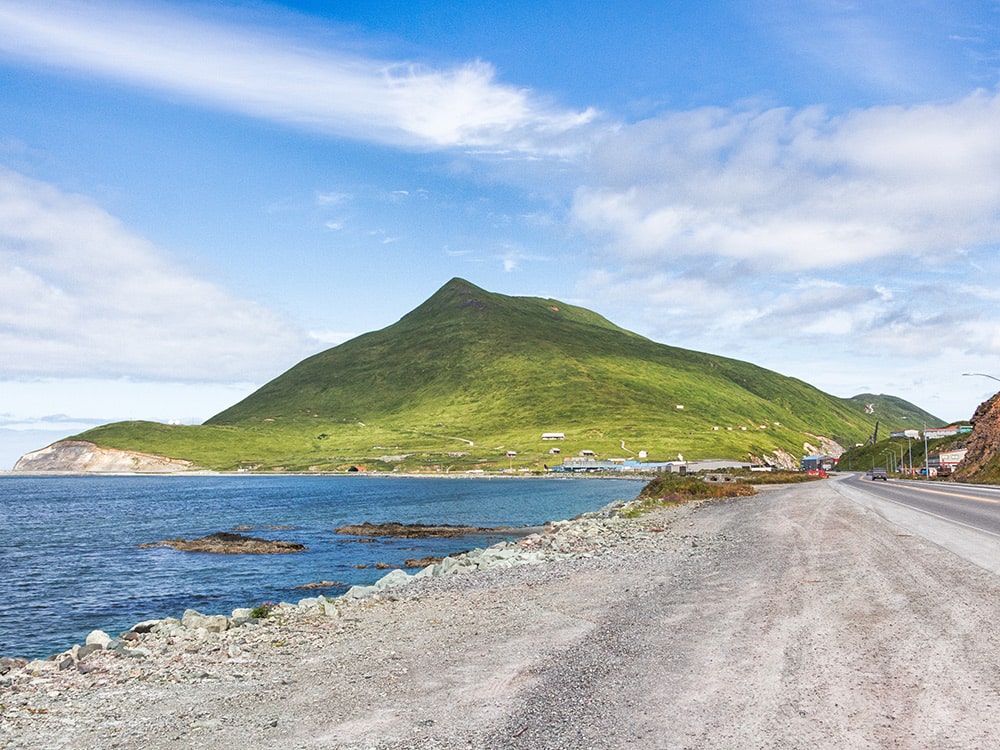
[4,477,1000,749]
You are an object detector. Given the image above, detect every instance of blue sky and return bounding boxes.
[2,0,1000,468]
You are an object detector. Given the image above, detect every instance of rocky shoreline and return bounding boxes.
[8,478,1000,749]
[0,494,650,708]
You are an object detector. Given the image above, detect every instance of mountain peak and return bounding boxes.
[74,278,940,472]
[401,277,502,323]
[434,277,491,304]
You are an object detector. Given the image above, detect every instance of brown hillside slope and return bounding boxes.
[953,391,1000,484]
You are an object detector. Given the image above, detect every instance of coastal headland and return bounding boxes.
[4,476,1000,748]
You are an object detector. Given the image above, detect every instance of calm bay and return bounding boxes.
[0,474,642,659]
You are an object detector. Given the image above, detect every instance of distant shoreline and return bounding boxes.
[0,469,646,480]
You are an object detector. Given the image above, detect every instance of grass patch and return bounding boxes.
[620,473,757,518]
[730,470,823,485]
[250,602,275,619]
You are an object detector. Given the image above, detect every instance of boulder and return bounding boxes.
[182,609,228,632]
[85,629,112,649]
[152,618,183,635]
[373,569,411,591]
[0,657,27,675]
[230,608,254,626]
[25,659,60,675]
[75,643,103,661]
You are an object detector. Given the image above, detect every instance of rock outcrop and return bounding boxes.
[13,440,194,473]
[953,392,1000,484]
[139,532,306,554]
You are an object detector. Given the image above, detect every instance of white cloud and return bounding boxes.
[0,0,598,155]
[574,91,1000,271]
[0,166,312,381]
[497,244,551,273]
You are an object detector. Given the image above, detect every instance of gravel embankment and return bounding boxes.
[4,478,1000,749]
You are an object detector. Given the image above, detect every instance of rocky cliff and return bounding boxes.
[13,440,195,474]
[953,392,1000,484]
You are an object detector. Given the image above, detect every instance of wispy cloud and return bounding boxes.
[574,91,1000,271]
[0,166,312,380]
[499,244,551,272]
[0,0,598,155]
[0,377,261,433]
[316,191,351,206]
[756,1,987,99]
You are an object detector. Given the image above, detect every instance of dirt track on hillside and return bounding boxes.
[5,478,1000,749]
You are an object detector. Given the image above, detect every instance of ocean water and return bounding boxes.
[0,474,643,659]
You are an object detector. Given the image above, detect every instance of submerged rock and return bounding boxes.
[139,531,306,554]
[334,521,516,538]
[293,580,345,590]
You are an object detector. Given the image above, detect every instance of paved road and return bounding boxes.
[841,473,1000,536]
[484,479,1000,749]
[834,473,1000,575]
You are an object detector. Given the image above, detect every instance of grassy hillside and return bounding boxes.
[844,394,942,435]
[70,278,941,472]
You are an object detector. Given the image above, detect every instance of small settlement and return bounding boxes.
[802,424,971,477]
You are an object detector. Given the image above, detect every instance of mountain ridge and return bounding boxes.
[19,278,942,472]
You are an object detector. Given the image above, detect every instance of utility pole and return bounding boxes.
[923,424,929,479]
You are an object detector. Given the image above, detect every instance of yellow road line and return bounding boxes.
[888,482,1000,505]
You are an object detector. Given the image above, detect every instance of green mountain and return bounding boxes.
[67,278,941,472]
[844,394,941,435]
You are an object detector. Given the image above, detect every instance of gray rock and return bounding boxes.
[25,659,59,675]
[152,617,182,634]
[182,609,227,632]
[230,607,254,626]
[373,569,411,591]
[203,615,229,633]
[85,629,112,649]
[76,643,103,661]
[0,656,27,675]
[343,584,377,599]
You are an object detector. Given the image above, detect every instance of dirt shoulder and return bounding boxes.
[4,479,1000,749]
